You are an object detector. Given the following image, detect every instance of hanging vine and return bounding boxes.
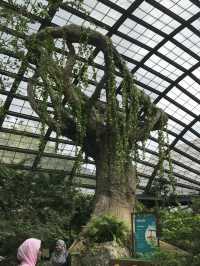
[0,0,170,198]
[28,26,168,187]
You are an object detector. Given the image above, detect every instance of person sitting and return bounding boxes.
[17,238,42,266]
[50,240,68,266]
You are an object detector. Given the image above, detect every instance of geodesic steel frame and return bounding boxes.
[0,0,200,197]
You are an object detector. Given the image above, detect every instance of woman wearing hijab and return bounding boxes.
[50,240,68,266]
[17,238,41,266]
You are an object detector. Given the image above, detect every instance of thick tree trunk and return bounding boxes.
[93,138,136,229]
[69,137,136,265]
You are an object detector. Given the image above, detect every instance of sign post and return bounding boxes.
[132,213,158,254]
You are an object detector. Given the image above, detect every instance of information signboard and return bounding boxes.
[133,213,157,253]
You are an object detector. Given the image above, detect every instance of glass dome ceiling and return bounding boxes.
[0,0,200,196]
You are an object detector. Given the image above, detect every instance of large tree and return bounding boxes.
[25,24,167,230]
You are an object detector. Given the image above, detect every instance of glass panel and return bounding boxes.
[156,0,198,19]
[133,2,180,33]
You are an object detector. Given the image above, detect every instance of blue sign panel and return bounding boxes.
[134,213,157,253]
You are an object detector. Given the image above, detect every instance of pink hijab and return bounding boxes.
[17,238,41,266]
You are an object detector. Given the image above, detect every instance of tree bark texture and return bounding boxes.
[94,136,136,228]
[26,24,167,228]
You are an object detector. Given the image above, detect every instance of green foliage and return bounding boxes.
[0,164,93,258]
[135,200,146,212]
[161,207,200,255]
[149,249,188,266]
[138,203,199,266]
[191,197,200,214]
[142,248,200,266]
[135,200,151,213]
[138,248,200,266]
[135,203,200,266]
[83,215,129,245]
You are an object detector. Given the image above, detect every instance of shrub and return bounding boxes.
[0,164,94,258]
[84,214,129,245]
[150,249,188,266]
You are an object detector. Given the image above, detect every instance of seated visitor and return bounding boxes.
[50,240,68,266]
[17,238,42,266]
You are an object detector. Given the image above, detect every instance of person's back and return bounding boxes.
[17,238,41,266]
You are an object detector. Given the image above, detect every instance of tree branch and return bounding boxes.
[27,73,80,144]
[26,24,168,154]
[27,74,58,129]
[135,107,168,142]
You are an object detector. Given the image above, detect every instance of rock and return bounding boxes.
[71,241,130,266]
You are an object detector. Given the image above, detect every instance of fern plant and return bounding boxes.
[84,214,129,245]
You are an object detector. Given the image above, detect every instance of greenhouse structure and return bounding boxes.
[0,0,200,266]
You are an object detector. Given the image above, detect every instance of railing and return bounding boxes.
[110,259,153,266]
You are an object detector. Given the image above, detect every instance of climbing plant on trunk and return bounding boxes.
[25,24,168,230]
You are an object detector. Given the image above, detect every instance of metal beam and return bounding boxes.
[145,65,200,191]
[138,158,200,188]
[0,136,200,189]
[2,161,200,192]
[2,28,200,127]
[2,110,200,183]
[145,115,200,192]
[0,144,94,164]
[0,1,64,127]
[2,126,200,180]
[2,66,199,137]
[0,127,73,145]
[1,0,200,194]
[137,193,200,206]
[60,1,200,82]
[1,121,200,178]
[0,1,65,175]
[30,0,145,169]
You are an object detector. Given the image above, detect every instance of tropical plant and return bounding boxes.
[0,163,93,258]
[150,249,188,266]
[161,207,200,255]
[83,214,129,245]
[142,202,200,266]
